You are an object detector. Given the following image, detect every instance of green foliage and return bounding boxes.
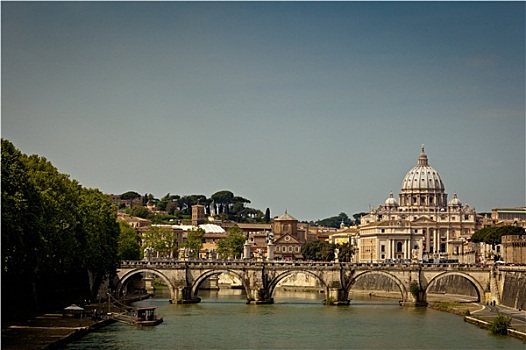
[183,227,205,257]
[302,241,337,261]
[264,208,271,224]
[217,226,246,259]
[353,212,368,225]
[1,139,42,277]
[118,221,141,260]
[336,242,355,262]
[1,139,121,312]
[470,226,525,245]
[315,212,352,228]
[490,314,511,335]
[409,281,421,297]
[142,226,178,258]
[126,205,150,218]
[120,191,141,200]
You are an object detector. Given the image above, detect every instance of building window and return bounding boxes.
[381,245,385,252]
[397,242,403,253]
[289,246,293,252]
[295,246,299,252]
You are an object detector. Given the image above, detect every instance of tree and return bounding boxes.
[118,222,141,260]
[353,212,368,225]
[302,241,337,261]
[337,242,355,262]
[217,226,246,259]
[1,139,42,311]
[126,205,149,218]
[264,208,271,223]
[316,212,352,228]
[120,191,141,200]
[2,139,122,313]
[470,226,525,246]
[142,226,178,258]
[211,190,234,214]
[78,188,120,297]
[183,227,205,258]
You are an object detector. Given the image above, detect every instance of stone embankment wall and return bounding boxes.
[351,275,400,293]
[426,275,478,297]
[276,272,322,291]
[500,271,526,310]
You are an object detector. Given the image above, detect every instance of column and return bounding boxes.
[267,243,274,261]
[243,241,251,259]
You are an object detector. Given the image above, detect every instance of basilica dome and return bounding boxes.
[401,146,444,192]
[398,146,448,208]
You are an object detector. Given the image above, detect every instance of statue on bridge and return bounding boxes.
[411,246,418,263]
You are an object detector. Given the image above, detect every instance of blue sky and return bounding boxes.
[2,2,524,221]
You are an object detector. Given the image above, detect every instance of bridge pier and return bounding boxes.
[247,288,274,305]
[399,292,428,307]
[173,286,201,304]
[324,288,350,306]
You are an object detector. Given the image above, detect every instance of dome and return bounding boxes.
[385,192,399,207]
[448,193,462,207]
[401,146,444,192]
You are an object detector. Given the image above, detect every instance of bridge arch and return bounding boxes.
[267,270,327,298]
[116,267,176,300]
[348,270,408,301]
[424,271,485,302]
[190,269,250,300]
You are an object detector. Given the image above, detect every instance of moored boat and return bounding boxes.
[111,307,163,326]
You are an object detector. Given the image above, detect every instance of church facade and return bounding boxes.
[358,146,480,263]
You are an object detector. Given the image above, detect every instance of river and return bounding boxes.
[66,289,523,349]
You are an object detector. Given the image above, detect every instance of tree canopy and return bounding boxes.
[470,226,525,245]
[183,227,205,258]
[2,139,121,315]
[142,226,178,258]
[118,221,142,260]
[216,226,246,259]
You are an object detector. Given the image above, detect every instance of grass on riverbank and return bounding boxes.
[428,301,480,317]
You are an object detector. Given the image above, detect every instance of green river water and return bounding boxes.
[66,289,524,349]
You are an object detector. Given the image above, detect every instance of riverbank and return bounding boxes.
[428,301,526,342]
[1,294,150,349]
[1,313,114,350]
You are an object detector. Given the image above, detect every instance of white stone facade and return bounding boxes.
[358,146,480,263]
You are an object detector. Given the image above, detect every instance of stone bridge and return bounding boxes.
[115,260,513,306]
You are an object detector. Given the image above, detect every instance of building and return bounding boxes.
[192,204,206,226]
[501,234,526,265]
[272,211,303,260]
[358,146,480,263]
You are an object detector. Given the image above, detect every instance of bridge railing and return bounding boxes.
[119,259,494,271]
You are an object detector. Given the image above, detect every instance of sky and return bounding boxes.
[2,2,525,221]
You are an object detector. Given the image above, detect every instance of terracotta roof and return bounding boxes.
[275,211,297,221]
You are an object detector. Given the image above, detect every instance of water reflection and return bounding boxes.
[66,289,524,350]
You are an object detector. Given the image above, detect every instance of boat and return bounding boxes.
[111,307,163,326]
[135,307,163,326]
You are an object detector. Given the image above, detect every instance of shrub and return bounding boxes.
[409,281,421,298]
[490,314,511,335]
